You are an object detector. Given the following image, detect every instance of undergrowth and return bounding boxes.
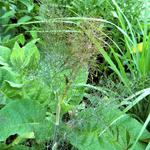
[0,0,150,150]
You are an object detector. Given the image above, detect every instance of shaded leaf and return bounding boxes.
[10,42,25,68]
[0,46,11,62]
[18,16,32,24]
[0,99,52,143]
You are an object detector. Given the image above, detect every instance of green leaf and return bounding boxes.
[10,39,40,70]
[0,99,52,143]
[23,79,51,104]
[0,144,39,150]
[49,67,88,113]
[67,67,88,105]
[3,34,25,49]
[0,66,17,84]
[3,80,23,88]
[10,42,25,69]
[22,39,40,69]
[19,0,34,12]
[0,46,11,62]
[0,56,9,66]
[0,10,15,19]
[30,31,38,39]
[0,80,23,98]
[0,67,21,98]
[67,106,150,150]
[18,15,32,24]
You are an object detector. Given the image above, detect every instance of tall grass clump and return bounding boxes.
[38,0,150,148]
[104,0,150,123]
[0,0,150,149]
[51,0,150,144]
[37,1,103,148]
[36,0,150,149]
[67,0,150,136]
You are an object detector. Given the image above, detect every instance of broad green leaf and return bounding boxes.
[49,67,88,113]
[18,15,32,24]
[19,0,34,12]
[0,99,52,143]
[10,39,40,70]
[10,42,25,68]
[1,80,23,98]
[68,106,150,150]
[38,50,88,114]
[12,132,35,146]
[23,79,51,105]
[3,34,25,49]
[0,56,9,66]
[0,46,11,62]
[0,10,15,19]
[0,144,40,150]
[67,67,88,105]
[30,31,38,39]
[0,66,21,99]
[9,145,35,150]
[22,39,40,69]
[0,66,17,84]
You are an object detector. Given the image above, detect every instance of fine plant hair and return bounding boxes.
[31,0,150,149]
[38,0,102,148]
[38,1,102,89]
